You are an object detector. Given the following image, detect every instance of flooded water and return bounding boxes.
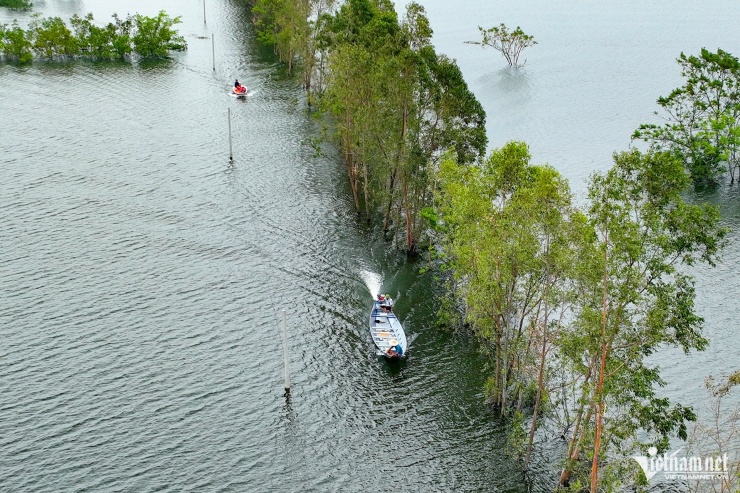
[1,0,739,491]
[414,0,740,412]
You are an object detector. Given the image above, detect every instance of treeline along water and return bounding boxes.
[0,0,527,492]
[1,0,740,492]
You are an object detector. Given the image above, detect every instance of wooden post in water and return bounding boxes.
[203,0,206,24]
[211,34,215,72]
[228,107,233,162]
[281,310,291,393]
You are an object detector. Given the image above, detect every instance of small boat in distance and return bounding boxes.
[232,79,248,96]
[369,294,407,359]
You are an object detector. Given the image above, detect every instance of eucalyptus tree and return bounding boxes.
[252,0,307,72]
[435,142,583,434]
[249,0,485,250]
[385,9,486,251]
[317,0,485,251]
[633,48,740,184]
[558,149,726,491]
[318,0,400,213]
[250,0,336,100]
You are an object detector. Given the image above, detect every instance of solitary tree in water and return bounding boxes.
[633,48,740,185]
[0,0,33,10]
[478,23,536,68]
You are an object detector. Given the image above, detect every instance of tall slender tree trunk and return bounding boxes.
[343,105,359,210]
[402,182,413,251]
[525,297,549,470]
[383,167,397,233]
[561,406,594,487]
[500,322,509,416]
[362,135,369,217]
[494,325,502,409]
[590,235,609,493]
[560,366,593,487]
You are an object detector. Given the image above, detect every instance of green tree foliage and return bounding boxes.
[0,11,185,63]
[435,144,726,489]
[250,0,335,97]
[28,15,79,59]
[633,48,740,185]
[248,0,485,251]
[252,0,307,71]
[132,11,186,58]
[478,23,536,68]
[70,13,133,60]
[558,149,726,491]
[0,0,33,10]
[315,0,485,251]
[0,21,32,63]
[435,142,583,430]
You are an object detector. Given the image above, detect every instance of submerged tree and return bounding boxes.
[0,21,32,63]
[28,15,80,59]
[558,149,726,491]
[0,0,33,10]
[132,11,186,58]
[633,48,740,185]
[70,13,133,60]
[477,23,536,68]
[317,0,485,251]
[436,145,727,489]
[435,142,583,433]
[0,11,185,63]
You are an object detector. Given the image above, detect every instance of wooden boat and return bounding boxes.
[369,296,407,359]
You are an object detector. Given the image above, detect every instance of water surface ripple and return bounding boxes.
[2,1,740,492]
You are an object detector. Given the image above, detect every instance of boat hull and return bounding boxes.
[369,300,407,358]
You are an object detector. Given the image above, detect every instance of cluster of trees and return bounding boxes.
[634,48,740,185]
[0,0,33,10]
[249,0,486,252]
[430,48,739,491]
[0,11,186,64]
[248,2,736,486]
[436,142,726,490]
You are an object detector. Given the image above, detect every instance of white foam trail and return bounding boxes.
[359,270,382,299]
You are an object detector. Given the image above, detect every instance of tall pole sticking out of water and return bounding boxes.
[203,0,206,24]
[281,310,291,394]
[212,34,215,72]
[228,107,233,162]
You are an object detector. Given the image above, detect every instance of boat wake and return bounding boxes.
[359,269,382,299]
[229,89,257,97]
